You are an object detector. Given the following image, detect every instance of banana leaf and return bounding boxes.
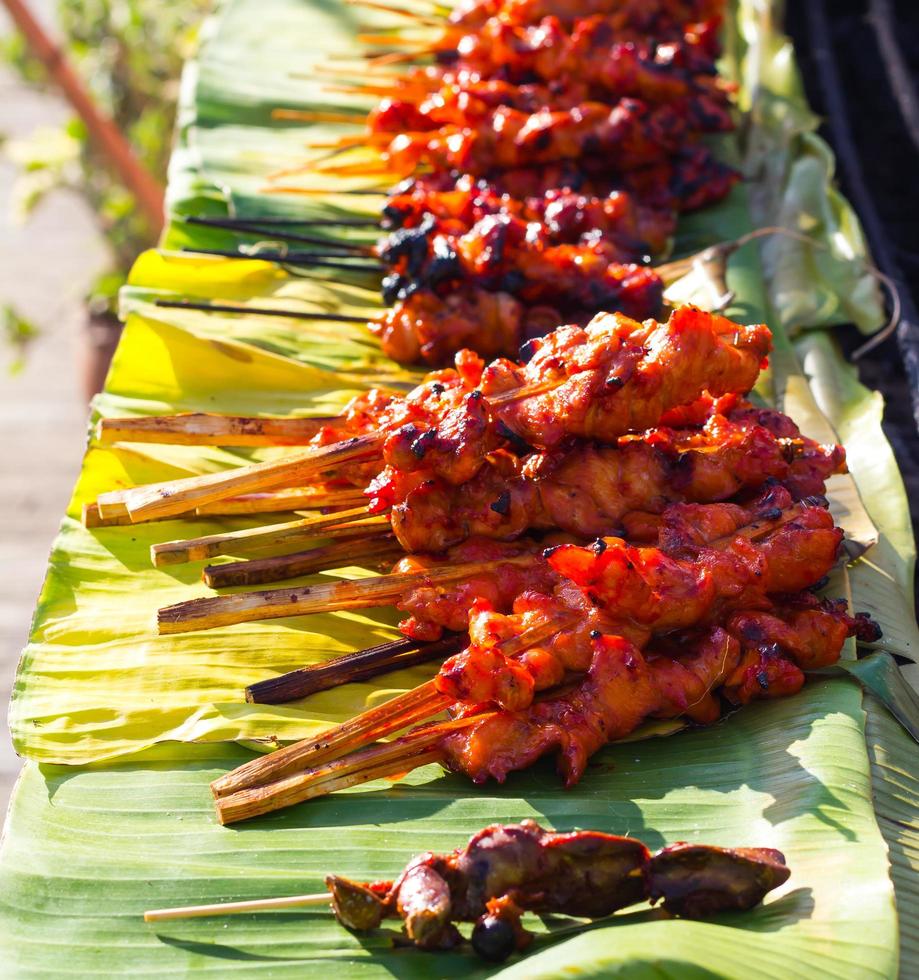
[2,0,917,974]
[0,683,900,977]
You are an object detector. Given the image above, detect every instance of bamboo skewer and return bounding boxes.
[151,506,384,567]
[95,370,560,458]
[184,247,382,273]
[203,532,401,588]
[217,612,571,810]
[145,892,332,922]
[356,32,433,47]
[212,679,452,797]
[217,742,447,824]
[195,487,367,516]
[185,215,379,229]
[245,631,467,703]
[96,413,335,447]
[158,556,530,634]
[186,219,374,250]
[215,721,479,825]
[91,372,566,524]
[344,0,441,25]
[100,434,383,523]
[83,488,366,528]
[153,299,370,323]
[273,108,365,125]
[82,501,164,528]
[709,499,822,548]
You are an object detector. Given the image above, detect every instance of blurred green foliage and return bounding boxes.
[1,303,40,374]
[1,0,210,303]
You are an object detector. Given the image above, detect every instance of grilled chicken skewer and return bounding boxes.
[213,590,869,824]
[447,0,724,31]
[138,390,842,578]
[89,307,772,522]
[164,489,812,638]
[345,17,727,109]
[146,821,790,963]
[313,96,731,179]
[207,487,869,817]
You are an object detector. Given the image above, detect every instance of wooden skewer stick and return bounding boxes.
[261,185,389,198]
[184,247,382,273]
[487,376,568,406]
[184,221,372,252]
[212,679,451,797]
[159,556,529,635]
[103,434,383,524]
[152,507,384,567]
[323,80,420,98]
[98,365,559,458]
[312,59,412,77]
[215,722,476,825]
[343,0,441,25]
[92,372,565,523]
[82,501,163,528]
[365,48,435,67]
[83,489,365,528]
[203,532,401,588]
[306,135,377,151]
[195,487,367,517]
[709,500,821,549]
[93,490,134,521]
[273,108,364,125]
[243,611,569,707]
[153,299,370,323]
[144,892,332,922]
[312,158,402,178]
[185,215,379,229]
[96,413,335,447]
[245,631,468,704]
[222,612,568,798]
[356,32,433,47]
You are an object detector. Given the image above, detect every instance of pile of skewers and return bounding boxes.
[88,306,880,824]
[180,0,742,363]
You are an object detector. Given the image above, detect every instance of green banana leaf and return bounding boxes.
[0,683,899,978]
[733,0,884,336]
[2,0,917,975]
[733,6,919,968]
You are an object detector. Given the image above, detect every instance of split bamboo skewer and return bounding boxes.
[212,680,453,797]
[215,721,480,825]
[83,488,366,528]
[158,555,530,634]
[217,613,570,800]
[93,489,136,521]
[95,367,562,458]
[194,487,367,516]
[203,532,401,588]
[145,892,332,922]
[344,0,441,24]
[245,631,467,703]
[96,413,336,447]
[150,505,381,567]
[98,433,383,523]
[82,501,166,528]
